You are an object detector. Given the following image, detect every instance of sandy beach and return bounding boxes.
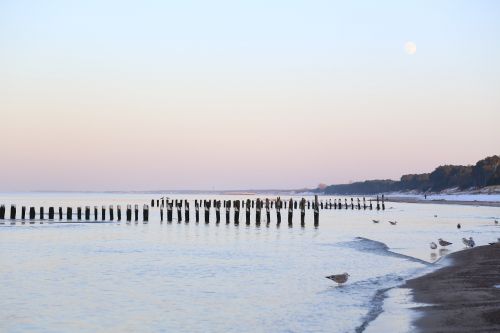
[405,244,500,332]
[386,196,500,207]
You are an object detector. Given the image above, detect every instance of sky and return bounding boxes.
[1,0,499,191]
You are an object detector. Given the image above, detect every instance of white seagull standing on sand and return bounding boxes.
[462,237,473,248]
[430,242,438,250]
[438,238,453,247]
[326,273,350,285]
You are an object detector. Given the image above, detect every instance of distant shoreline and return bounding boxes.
[385,196,500,207]
[404,244,500,332]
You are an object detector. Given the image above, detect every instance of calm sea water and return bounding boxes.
[1,193,499,333]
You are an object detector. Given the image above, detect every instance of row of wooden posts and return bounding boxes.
[0,195,386,226]
[151,195,386,212]
[0,204,149,222]
[152,196,320,227]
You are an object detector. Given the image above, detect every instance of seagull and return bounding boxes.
[468,237,475,248]
[326,273,350,285]
[457,223,461,229]
[489,238,500,245]
[430,242,438,250]
[438,238,453,247]
[372,219,380,223]
[462,237,472,247]
[388,221,397,225]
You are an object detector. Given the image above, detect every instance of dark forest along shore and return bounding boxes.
[404,244,500,332]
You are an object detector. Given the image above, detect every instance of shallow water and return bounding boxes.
[1,193,499,332]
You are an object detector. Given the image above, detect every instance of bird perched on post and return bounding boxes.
[438,238,452,247]
[326,273,350,285]
[430,242,438,250]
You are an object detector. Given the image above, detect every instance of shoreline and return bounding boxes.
[404,244,500,332]
[386,196,500,207]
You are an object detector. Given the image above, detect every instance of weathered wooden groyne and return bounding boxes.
[0,195,385,227]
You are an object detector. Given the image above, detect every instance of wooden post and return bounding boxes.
[215,201,221,224]
[143,204,149,222]
[320,201,323,210]
[160,207,164,222]
[376,196,380,211]
[85,206,90,220]
[204,200,210,224]
[276,197,281,226]
[66,207,72,221]
[109,205,114,221]
[363,197,366,210]
[117,205,122,221]
[167,202,173,222]
[59,207,63,220]
[29,207,35,223]
[10,205,16,220]
[94,206,98,220]
[185,200,190,222]
[369,200,373,210]
[101,206,106,221]
[195,200,200,223]
[357,198,361,210]
[0,205,4,219]
[266,199,270,226]
[288,198,293,226]
[307,201,310,209]
[151,199,155,207]
[134,204,139,222]
[300,198,305,227]
[255,198,261,226]
[351,198,354,210]
[40,207,45,221]
[156,199,159,207]
[77,207,82,220]
[126,205,132,222]
[225,200,231,224]
[48,207,54,220]
[314,195,319,227]
[234,200,240,225]
[176,202,182,223]
[382,194,385,210]
[344,198,348,209]
[245,199,251,225]
[22,206,26,220]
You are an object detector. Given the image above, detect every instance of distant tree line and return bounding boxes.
[322,155,500,195]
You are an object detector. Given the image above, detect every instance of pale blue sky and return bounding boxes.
[1,1,499,190]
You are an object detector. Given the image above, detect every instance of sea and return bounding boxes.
[1,192,499,333]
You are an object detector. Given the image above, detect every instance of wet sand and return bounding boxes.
[405,244,500,332]
[386,196,500,207]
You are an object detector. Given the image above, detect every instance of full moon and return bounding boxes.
[404,41,417,55]
[405,42,417,55]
